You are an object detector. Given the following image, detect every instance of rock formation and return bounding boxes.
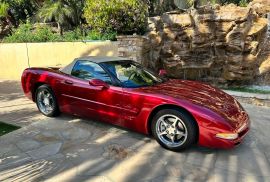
[118,3,269,86]
[146,4,268,85]
[251,0,270,85]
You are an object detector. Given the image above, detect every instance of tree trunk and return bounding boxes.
[194,0,199,9]
[57,22,63,36]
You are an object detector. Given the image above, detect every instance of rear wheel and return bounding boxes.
[35,85,60,117]
[151,109,197,151]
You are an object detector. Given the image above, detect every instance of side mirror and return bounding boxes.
[89,79,110,90]
[158,69,167,77]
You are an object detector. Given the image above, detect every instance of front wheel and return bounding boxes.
[35,85,60,117]
[151,109,198,151]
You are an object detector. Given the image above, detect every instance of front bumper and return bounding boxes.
[198,117,250,149]
[217,125,249,148]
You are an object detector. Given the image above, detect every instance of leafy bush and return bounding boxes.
[218,0,251,5]
[84,0,148,35]
[62,28,84,42]
[85,30,117,41]
[0,2,9,18]
[2,22,117,43]
[3,22,60,43]
[238,0,249,7]
[3,22,35,43]
[33,25,60,42]
[172,0,251,9]
[1,0,39,24]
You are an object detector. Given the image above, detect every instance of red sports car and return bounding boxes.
[21,57,250,151]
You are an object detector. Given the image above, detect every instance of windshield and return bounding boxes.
[101,61,164,88]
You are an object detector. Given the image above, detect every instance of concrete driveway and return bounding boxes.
[0,80,270,182]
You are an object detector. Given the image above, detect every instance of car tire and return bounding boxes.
[35,84,60,117]
[151,109,198,151]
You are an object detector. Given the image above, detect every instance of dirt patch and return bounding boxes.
[102,144,134,160]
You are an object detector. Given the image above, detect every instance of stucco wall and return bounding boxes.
[0,41,118,80]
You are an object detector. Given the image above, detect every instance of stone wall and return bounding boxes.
[117,4,269,86]
[117,35,148,64]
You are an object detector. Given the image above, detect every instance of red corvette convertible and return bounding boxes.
[21,57,250,151]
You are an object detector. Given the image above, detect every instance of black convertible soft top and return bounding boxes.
[60,56,130,75]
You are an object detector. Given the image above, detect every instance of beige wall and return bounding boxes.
[0,43,29,81]
[0,41,118,80]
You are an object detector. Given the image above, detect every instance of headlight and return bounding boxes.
[216,133,238,140]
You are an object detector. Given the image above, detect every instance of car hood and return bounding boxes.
[135,79,247,129]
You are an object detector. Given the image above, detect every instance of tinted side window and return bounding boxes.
[71,61,112,84]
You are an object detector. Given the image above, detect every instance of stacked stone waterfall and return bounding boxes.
[145,4,268,85]
[255,12,270,85]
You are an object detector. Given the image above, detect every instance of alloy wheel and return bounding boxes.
[37,90,54,115]
[155,114,188,147]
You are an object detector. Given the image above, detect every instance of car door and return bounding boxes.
[99,61,146,127]
[60,60,124,125]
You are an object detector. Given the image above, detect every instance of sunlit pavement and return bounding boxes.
[0,80,269,182]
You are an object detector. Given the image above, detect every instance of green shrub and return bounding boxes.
[3,22,35,43]
[3,22,61,43]
[84,0,148,35]
[33,25,60,42]
[239,0,249,7]
[2,22,117,43]
[173,0,251,9]
[85,30,117,41]
[62,28,84,42]
[219,0,251,5]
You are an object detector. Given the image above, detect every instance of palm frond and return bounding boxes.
[38,0,84,26]
[0,2,9,18]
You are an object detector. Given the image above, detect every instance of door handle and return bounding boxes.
[64,80,73,85]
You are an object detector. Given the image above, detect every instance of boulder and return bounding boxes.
[148,16,163,31]
[147,31,163,46]
[226,22,252,50]
[250,0,270,16]
[247,18,268,37]
[162,13,193,28]
[162,28,178,40]
[191,4,251,22]
[215,22,235,41]
[171,42,191,52]
[244,41,259,55]
[259,58,270,75]
[243,54,258,65]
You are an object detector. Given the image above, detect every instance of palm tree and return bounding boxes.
[67,0,84,27]
[38,0,84,35]
[38,0,74,35]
